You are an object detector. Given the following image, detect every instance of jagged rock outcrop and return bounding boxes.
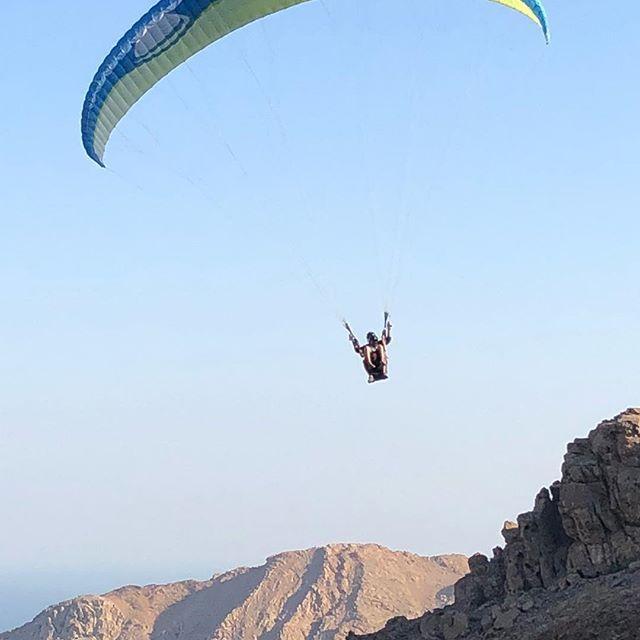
[1,544,467,640]
[352,408,640,640]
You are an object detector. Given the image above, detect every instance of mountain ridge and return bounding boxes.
[351,408,640,640]
[1,543,468,640]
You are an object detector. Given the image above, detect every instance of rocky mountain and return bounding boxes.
[352,408,640,640]
[1,544,467,640]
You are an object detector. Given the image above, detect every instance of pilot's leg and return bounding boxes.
[363,346,375,370]
[375,345,388,379]
[375,344,387,365]
[362,347,376,382]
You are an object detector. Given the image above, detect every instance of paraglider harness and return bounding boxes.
[344,312,392,383]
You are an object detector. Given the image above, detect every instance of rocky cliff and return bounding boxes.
[1,544,467,640]
[352,408,640,640]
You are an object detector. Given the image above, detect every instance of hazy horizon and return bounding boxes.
[2,0,639,632]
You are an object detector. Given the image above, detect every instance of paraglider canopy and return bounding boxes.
[81,0,550,167]
[492,0,550,43]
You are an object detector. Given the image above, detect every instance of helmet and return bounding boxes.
[367,332,378,343]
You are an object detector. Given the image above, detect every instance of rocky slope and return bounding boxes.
[1,544,467,640]
[352,408,640,640]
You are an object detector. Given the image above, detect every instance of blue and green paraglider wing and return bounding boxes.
[81,0,550,167]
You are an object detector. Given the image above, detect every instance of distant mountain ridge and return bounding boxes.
[1,544,468,640]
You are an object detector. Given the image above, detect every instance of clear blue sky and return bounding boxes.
[1,0,639,632]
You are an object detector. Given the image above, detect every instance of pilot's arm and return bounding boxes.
[353,341,363,356]
[382,322,392,345]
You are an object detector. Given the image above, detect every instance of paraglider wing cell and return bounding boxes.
[81,0,550,167]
